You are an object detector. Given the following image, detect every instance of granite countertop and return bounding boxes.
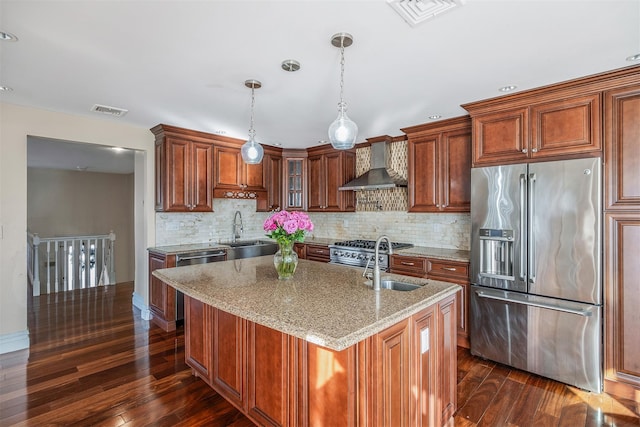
[148,238,470,263]
[153,256,460,351]
[395,247,470,263]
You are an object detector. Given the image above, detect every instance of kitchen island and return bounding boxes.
[153,256,460,427]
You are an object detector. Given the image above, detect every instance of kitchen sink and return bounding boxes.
[379,279,421,292]
[226,240,278,260]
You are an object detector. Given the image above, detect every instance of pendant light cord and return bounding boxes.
[339,40,346,111]
[249,84,256,139]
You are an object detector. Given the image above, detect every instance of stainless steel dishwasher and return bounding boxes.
[174,249,226,322]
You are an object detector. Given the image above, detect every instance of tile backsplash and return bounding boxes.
[156,199,470,250]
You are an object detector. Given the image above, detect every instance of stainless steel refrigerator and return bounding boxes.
[469,157,602,392]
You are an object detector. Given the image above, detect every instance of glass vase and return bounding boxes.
[273,241,298,280]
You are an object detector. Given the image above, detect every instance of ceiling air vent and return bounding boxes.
[90,104,128,117]
[387,0,465,27]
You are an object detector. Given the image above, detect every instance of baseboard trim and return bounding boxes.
[0,329,30,355]
[132,292,152,321]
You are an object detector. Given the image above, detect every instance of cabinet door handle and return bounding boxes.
[442,267,457,271]
[522,148,528,153]
[401,261,415,266]
[531,148,538,153]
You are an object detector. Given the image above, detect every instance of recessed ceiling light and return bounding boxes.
[499,85,517,92]
[428,114,442,120]
[76,166,88,171]
[318,140,328,145]
[0,31,18,42]
[271,142,282,146]
[626,53,640,62]
[281,59,301,72]
[0,86,13,91]
[213,130,226,135]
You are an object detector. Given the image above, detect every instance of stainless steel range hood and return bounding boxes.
[339,141,407,191]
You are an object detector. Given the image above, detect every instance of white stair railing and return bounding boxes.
[27,231,116,296]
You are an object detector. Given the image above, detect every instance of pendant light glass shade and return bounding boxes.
[241,137,264,164]
[329,102,358,150]
[328,33,357,150]
[242,79,264,164]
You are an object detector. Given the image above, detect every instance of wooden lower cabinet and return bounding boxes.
[184,296,213,383]
[148,251,177,331]
[213,309,246,408]
[390,254,471,349]
[305,244,330,263]
[183,294,457,426]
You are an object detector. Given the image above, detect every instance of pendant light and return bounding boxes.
[241,79,264,164]
[328,32,358,150]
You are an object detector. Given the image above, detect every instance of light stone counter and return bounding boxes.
[153,256,460,351]
[395,246,470,263]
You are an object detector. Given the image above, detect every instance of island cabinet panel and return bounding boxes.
[410,305,437,427]
[212,308,246,408]
[374,318,411,427]
[437,295,457,423]
[247,323,293,427]
[404,116,472,213]
[180,296,457,426]
[297,342,358,427]
[148,251,177,332]
[184,296,213,383]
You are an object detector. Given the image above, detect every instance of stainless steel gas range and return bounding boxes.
[329,239,413,271]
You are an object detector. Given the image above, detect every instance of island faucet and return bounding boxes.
[372,235,393,291]
[232,210,243,243]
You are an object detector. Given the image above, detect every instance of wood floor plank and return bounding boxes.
[1,282,639,426]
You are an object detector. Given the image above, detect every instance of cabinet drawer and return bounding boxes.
[389,255,428,277]
[426,259,469,283]
[306,244,330,262]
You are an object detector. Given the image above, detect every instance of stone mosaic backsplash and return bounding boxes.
[156,199,470,250]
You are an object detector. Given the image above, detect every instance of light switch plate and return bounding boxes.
[421,328,429,353]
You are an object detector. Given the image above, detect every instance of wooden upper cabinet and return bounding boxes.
[605,83,640,210]
[257,152,283,212]
[214,145,265,196]
[284,157,305,211]
[404,116,472,213]
[153,126,214,212]
[465,87,603,166]
[531,93,601,158]
[306,146,355,212]
[472,107,529,165]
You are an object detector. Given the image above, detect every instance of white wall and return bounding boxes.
[0,102,155,353]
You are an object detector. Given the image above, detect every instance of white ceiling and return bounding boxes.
[2,0,640,161]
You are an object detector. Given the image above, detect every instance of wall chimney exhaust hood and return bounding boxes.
[339,139,407,191]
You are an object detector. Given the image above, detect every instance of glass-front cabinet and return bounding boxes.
[285,158,305,210]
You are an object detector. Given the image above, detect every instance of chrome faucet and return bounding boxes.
[372,235,393,291]
[232,210,243,243]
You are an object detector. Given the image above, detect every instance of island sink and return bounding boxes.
[380,279,421,291]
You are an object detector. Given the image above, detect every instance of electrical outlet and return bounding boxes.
[421,328,429,354]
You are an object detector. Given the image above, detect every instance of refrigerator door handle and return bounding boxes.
[519,173,527,281]
[474,289,593,317]
[528,173,536,284]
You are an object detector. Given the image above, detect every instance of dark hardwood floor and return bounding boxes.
[0,283,638,426]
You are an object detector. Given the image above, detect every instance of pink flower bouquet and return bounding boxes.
[263,210,314,245]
